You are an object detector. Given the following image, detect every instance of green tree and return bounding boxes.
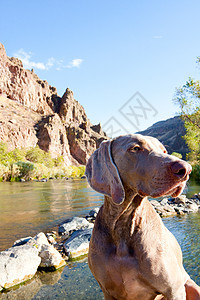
[174,65,200,162]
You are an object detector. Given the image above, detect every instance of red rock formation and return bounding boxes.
[0,44,56,115]
[0,43,107,165]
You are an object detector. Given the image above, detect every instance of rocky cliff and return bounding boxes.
[0,43,107,166]
[138,116,188,158]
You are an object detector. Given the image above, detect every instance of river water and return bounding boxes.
[0,179,104,251]
[0,179,200,299]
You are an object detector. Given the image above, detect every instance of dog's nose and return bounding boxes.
[170,161,191,179]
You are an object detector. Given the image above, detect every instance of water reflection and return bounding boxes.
[0,179,103,251]
[1,267,64,300]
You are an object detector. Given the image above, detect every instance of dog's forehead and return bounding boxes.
[112,134,166,152]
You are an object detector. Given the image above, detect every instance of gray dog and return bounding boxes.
[86,134,200,300]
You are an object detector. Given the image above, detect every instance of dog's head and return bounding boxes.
[85,134,192,205]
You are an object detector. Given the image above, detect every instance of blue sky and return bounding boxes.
[1,0,200,136]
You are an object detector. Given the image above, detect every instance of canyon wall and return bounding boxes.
[0,43,107,165]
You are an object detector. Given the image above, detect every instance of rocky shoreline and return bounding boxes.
[0,194,200,292]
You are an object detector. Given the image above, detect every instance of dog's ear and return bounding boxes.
[85,140,125,205]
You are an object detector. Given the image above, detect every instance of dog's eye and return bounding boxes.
[128,146,142,152]
[134,146,141,151]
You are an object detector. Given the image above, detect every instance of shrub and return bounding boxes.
[54,155,64,167]
[32,163,50,179]
[8,148,26,163]
[26,146,55,168]
[171,152,182,159]
[16,161,34,180]
[0,142,8,158]
[0,163,10,181]
[50,167,65,178]
[190,163,200,182]
[0,142,10,165]
[0,142,86,181]
[25,145,46,164]
[65,165,85,177]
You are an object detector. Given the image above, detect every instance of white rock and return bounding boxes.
[27,232,49,252]
[160,198,168,206]
[39,244,65,269]
[46,235,56,245]
[13,236,32,247]
[58,217,93,236]
[174,195,187,205]
[27,232,65,270]
[0,244,41,290]
[150,200,160,207]
[163,204,176,213]
[186,202,199,213]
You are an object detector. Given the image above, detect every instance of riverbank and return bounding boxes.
[0,142,86,182]
[1,193,200,293]
[0,162,86,182]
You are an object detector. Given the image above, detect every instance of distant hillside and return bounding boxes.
[0,43,107,165]
[138,116,188,159]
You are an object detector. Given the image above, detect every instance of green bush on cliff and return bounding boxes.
[26,146,55,168]
[54,155,64,167]
[9,148,26,163]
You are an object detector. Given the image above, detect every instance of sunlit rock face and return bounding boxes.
[0,43,108,165]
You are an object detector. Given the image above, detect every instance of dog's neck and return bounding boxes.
[102,187,147,237]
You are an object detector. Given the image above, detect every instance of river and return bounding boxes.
[0,179,200,299]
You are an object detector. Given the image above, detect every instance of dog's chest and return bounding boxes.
[103,253,158,299]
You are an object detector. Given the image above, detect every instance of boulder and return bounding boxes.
[155,206,175,217]
[150,196,200,217]
[0,266,63,299]
[13,236,32,247]
[58,217,94,236]
[150,200,160,207]
[160,198,168,206]
[88,207,100,218]
[162,204,176,213]
[0,232,66,290]
[63,228,93,259]
[46,233,57,245]
[0,244,41,290]
[185,202,199,213]
[174,195,187,205]
[38,244,65,270]
[191,193,200,200]
[27,232,65,270]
